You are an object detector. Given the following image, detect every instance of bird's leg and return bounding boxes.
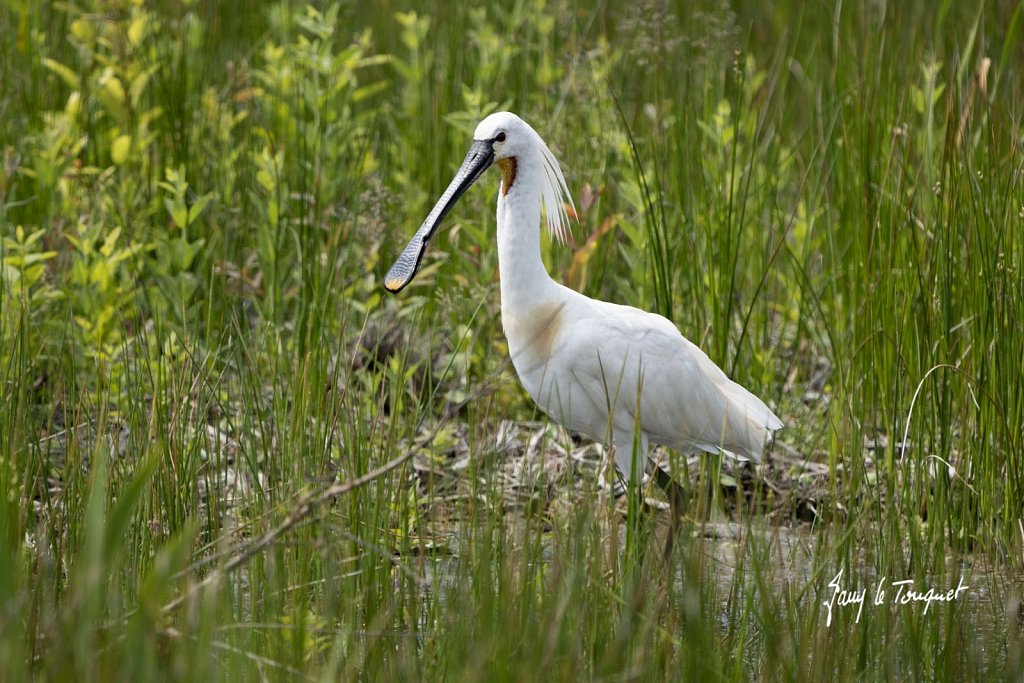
[698,453,728,524]
[613,434,652,570]
[650,457,689,562]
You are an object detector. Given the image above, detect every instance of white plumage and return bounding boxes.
[386,111,782,488]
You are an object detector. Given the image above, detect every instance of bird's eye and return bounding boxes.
[495,132,507,143]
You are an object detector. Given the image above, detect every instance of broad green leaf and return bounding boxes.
[42,58,80,89]
[111,134,131,165]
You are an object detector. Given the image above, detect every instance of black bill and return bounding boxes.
[384,139,496,293]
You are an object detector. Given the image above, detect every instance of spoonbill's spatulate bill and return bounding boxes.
[385,112,782,487]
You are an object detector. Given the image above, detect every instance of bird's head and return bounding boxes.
[384,112,574,293]
[472,112,530,189]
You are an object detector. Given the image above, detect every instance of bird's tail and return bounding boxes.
[715,380,783,464]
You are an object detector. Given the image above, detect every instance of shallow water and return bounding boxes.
[413,514,1019,673]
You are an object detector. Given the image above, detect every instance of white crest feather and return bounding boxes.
[536,134,575,244]
[474,112,576,243]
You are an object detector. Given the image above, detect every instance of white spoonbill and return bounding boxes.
[385,112,782,491]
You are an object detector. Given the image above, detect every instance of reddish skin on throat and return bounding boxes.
[498,156,517,195]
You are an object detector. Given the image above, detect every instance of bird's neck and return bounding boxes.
[495,155,557,315]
